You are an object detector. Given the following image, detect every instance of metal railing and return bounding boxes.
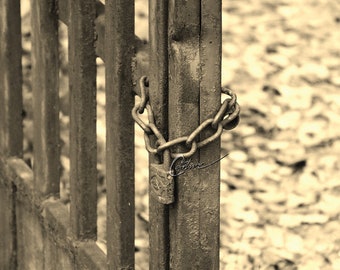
[0,0,239,269]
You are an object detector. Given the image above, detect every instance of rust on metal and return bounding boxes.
[105,0,135,269]
[168,0,201,269]
[69,0,97,240]
[167,0,222,268]
[133,84,238,159]
[0,0,229,268]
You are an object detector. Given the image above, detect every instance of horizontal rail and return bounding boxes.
[0,157,106,269]
[1,0,224,268]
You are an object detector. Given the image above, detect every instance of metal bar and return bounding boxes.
[105,0,135,269]
[0,2,21,268]
[0,156,107,268]
[57,0,104,59]
[30,0,60,197]
[68,0,97,240]
[197,1,222,268]
[57,0,147,99]
[0,183,17,268]
[57,0,102,27]
[57,0,70,24]
[148,1,170,269]
[0,0,22,157]
[168,0,222,268]
[168,1,201,268]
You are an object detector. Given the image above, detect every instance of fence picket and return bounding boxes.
[0,0,22,157]
[0,182,16,269]
[69,0,97,240]
[148,1,170,269]
[168,1,201,268]
[105,0,135,268]
[58,0,106,60]
[198,1,222,268]
[0,0,225,268]
[168,1,222,268]
[31,0,60,197]
[0,1,22,268]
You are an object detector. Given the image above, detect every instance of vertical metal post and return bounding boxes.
[0,183,17,269]
[0,0,23,157]
[198,1,222,268]
[31,0,60,197]
[168,1,222,269]
[0,0,21,268]
[149,1,170,269]
[69,0,97,240]
[105,0,135,269]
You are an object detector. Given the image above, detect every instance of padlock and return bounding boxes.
[149,149,175,204]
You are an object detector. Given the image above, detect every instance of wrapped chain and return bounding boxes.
[132,76,240,158]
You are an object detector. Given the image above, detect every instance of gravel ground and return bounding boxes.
[21,0,340,269]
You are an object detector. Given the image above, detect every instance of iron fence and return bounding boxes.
[0,0,238,269]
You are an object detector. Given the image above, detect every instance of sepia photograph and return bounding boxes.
[0,0,339,269]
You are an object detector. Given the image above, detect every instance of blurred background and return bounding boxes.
[21,0,340,269]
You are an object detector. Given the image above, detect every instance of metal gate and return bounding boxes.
[0,0,239,269]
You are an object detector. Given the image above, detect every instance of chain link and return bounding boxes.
[132,77,240,159]
[138,76,149,113]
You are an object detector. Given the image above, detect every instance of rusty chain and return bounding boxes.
[132,76,240,159]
